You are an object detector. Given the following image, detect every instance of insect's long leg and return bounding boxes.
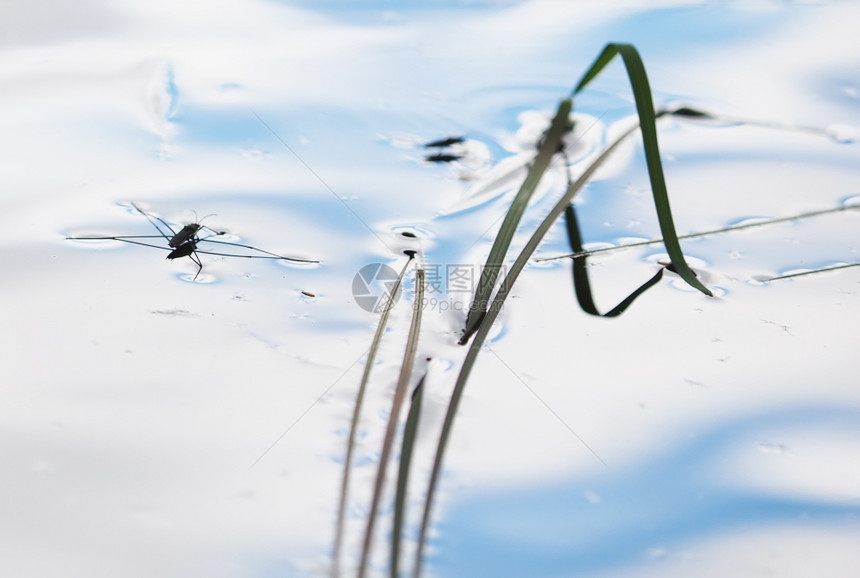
[166,239,208,279]
[189,249,203,280]
[131,202,177,240]
[196,248,318,263]
[67,235,173,252]
[196,236,320,263]
[68,234,168,241]
[199,224,226,237]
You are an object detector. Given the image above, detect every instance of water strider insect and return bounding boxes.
[67,203,319,280]
[165,211,217,248]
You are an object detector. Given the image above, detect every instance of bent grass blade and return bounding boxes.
[415,43,720,570]
[392,375,426,578]
[565,204,668,318]
[571,43,710,299]
[460,43,710,344]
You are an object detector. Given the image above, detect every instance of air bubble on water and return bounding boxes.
[616,236,649,246]
[840,195,860,209]
[729,216,772,227]
[644,253,710,270]
[178,272,217,284]
[669,277,718,294]
[648,548,668,560]
[275,258,321,271]
[582,241,616,254]
[207,232,241,244]
[529,255,561,269]
[779,267,811,278]
[390,223,435,240]
[748,275,772,286]
[644,252,669,264]
[584,490,602,504]
[756,441,792,455]
[826,123,858,144]
[65,235,125,249]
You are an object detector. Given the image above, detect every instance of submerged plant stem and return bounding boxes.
[392,375,426,578]
[333,256,413,578]
[358,266,425,578]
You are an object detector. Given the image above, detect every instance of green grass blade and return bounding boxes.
[333,256,413,578]
[572,43,711,297]
[462,99,572,341]
[413,117,646,578]
[418,42,716,575]
[564,204,599,314]
[358,266,425,578]
[391,374,426,578]
[565,204,666,317]
[572,43,618,94]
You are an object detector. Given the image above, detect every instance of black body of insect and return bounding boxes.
[168,222,207,248]
[67,203,318,280]
[424,136,465,148]
[424,152,463,163]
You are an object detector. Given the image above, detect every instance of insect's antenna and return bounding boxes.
[195,212,225,236]
[131,202,177,240]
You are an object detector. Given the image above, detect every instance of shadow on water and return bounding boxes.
[431,405,860,577]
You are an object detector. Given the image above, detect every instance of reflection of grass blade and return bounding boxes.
[541,202,860,262]
[572,43,711,297]
[414,118,644,578]
[391,375,426,578]
[462,99,572,341]
[333,256,413,578]
[765,261,860,281]
[357,266,425,578]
